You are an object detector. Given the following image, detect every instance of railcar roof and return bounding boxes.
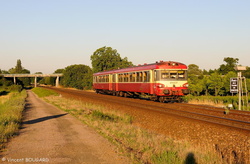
[94,61,187,76]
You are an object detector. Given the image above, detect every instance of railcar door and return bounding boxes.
[150,70,157,95]
[111,74,117,91]
[109,74,112,91]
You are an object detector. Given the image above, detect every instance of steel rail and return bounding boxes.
[174,103,250,117]
[46,87,250,132]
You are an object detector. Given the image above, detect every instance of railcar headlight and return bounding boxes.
[157,84,165,88]
[183,83,188,87]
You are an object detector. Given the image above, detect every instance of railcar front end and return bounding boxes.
[152,69,189,102]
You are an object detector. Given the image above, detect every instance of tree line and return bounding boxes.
[188,57,250,96]
[0,46,133,89]
[1,48,250,96]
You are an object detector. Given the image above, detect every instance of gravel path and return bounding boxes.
[1,90,129,164]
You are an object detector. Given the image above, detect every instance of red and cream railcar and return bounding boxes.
[93,61,189,102]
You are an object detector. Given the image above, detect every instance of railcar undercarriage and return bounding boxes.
[95,89,183,103]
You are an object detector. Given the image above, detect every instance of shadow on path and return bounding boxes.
[22,113,68,125]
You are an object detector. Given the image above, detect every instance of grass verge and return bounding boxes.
[0,89,27,151]
[32,88,222,164]
[32,87,59,97]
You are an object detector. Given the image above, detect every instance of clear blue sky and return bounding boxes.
[0,0,249,73]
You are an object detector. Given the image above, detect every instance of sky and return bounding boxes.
[0,0,249,74]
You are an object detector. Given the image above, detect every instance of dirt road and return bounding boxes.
[1,90,129,164]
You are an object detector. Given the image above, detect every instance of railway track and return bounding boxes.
[173,103,250,122]
[47,87,250,132]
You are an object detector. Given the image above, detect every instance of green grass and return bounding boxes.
[32,87,59,97]
[0,89,27,151]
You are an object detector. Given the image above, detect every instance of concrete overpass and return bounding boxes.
[0,74,63,87]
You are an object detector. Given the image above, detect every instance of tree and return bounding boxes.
[188,64,203,76]
[243,67,250,78]
[8,59,31,86]
[188,76,203,96]
[62,64,92,89]
[15,59,23,73]
[91,46,133,73]
[208,72,224,96]
[54,69,64,73]
[187,64,204,95]
[218,57,239,75]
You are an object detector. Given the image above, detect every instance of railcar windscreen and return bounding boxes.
[156,70,187,81]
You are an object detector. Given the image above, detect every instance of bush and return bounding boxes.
[8,85,22,92]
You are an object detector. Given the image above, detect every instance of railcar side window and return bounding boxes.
[132,73,136,82]
[143,71,150,82]
[112,74,116,83]
[124,73,129,82]
[118,74,123,82]
[136,72,143,82]
[105,75,109,82]
[129,73,132,82]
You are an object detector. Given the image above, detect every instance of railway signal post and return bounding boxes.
[234,66,248,110]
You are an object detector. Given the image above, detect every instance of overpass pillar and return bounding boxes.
[34,76,37,87]
[56,76,60,87]
[14,76,16,84]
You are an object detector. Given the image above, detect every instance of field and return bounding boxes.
[0,87,27,151]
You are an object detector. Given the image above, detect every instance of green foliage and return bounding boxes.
[0,78,13,87]
[91,46,133,73]
[92,110,121,122]
[62,64,93,89]
[218,57,238,75]
[39,77,54,85]
[8,85,23,92]
[151,151,182,164]
[208,72,224,96]
[32,87,59,97]
[92,110,132,124]
[7,59,31,87]
[188,64,203,76]
[187,59,248,96]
